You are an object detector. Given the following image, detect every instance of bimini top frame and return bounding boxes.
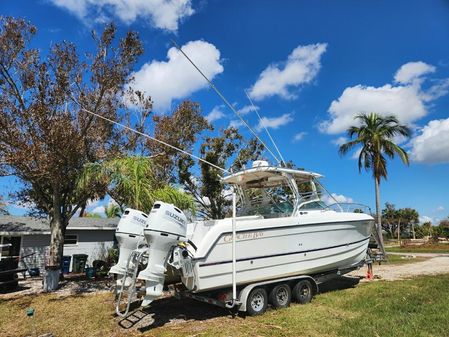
[223,165,324,218]
[222,166,323,186]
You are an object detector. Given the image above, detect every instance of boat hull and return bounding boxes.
[185,212,372,292]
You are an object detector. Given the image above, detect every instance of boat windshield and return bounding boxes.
[298,200,327,210]
[237,179,294,218]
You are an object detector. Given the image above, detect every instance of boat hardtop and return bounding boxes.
[222,165,323,186]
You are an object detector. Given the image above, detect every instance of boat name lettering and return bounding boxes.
[223,232,264,242]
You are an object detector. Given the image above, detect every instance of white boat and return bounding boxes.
[181,163,372,291]
[110,161,374,314]
[103,42,374,316]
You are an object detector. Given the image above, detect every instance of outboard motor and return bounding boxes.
[138,201,187,306]
[109,208,148,283]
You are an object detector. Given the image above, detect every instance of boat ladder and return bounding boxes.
[370,223,387,261]
[115,248,148,317]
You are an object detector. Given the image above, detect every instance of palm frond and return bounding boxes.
[340,112,411,182]
[338,139,361,156]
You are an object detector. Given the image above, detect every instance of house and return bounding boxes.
[0,216,119,273]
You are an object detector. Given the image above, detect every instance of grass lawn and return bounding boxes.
[1,274,449,337]
[386,244,449,254]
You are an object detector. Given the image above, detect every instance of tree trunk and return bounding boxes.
[43,190,67,292]
[397,219,401,245]
[374,177,386,255]
[48,215,66,267]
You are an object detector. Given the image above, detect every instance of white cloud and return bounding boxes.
[237,105,258,116]
[88,198,119,216]
[255,113,293,131]
[206,105,225,123]
[91,206,106,215]
[436,206,445,212]
[229,119,244,128]
[419,215,433,224]
[322,193,354,205]
[293,132,307,142]
[49,0,194,31]
[332,136,347,146]
[394,61,435,85]
[351,148,362,160]
[320,61,449,134]
[129,40,223,112]
[248,43,327,101]
[321,84,426,134]
[409,117,449,164]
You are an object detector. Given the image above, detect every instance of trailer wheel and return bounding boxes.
[269,283,291,308]
[293,280,313,304]
[246,287,268,316]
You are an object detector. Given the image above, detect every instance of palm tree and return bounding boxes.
[104,202,121,218]
[339,113,411,253]
[79,156,195,214]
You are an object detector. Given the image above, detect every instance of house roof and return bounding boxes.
[0,216,119,235]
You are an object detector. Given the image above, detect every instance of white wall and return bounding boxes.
[20,230,115,273]
[62,230,115,271]
[21,234,51,273]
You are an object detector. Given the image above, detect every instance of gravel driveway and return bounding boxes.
[350,253,449,281]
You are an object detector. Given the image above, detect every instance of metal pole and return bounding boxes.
[244,90,286,167]
[232,192,237,302]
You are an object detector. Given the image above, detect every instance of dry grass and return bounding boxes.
[1,275,449,337]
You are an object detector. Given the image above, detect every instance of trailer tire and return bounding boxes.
[246,287,268,316]
[269,283,291,308]
[293,280,313,304]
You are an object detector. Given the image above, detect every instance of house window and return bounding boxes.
[64,234,78,245]
[0,236,22,259]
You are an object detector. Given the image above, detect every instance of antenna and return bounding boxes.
[244,90,286,167]
[171,40,281,166]
[70,97,230,174]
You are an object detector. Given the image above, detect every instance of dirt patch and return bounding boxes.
[350,255,449,281]
[0,275,114,300]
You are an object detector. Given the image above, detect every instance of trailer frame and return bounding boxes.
[175,261,365,314]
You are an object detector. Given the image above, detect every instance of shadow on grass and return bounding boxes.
[118,276,361,332]
[117,296,230,332]
[0,284,32,295]
[318,276,361,294]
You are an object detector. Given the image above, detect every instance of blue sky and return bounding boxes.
[1,0,449,223]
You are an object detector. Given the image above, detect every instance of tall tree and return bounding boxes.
[147,102,265,218]
[401,208,419,240]
[180,127,264,219]
[382,203,419,241]
[0,195,8,215]
[382,202,400,238]
[0,17,151,290]
[148,100,211,183]
[438,218,449,238]
[339,113,411,254]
